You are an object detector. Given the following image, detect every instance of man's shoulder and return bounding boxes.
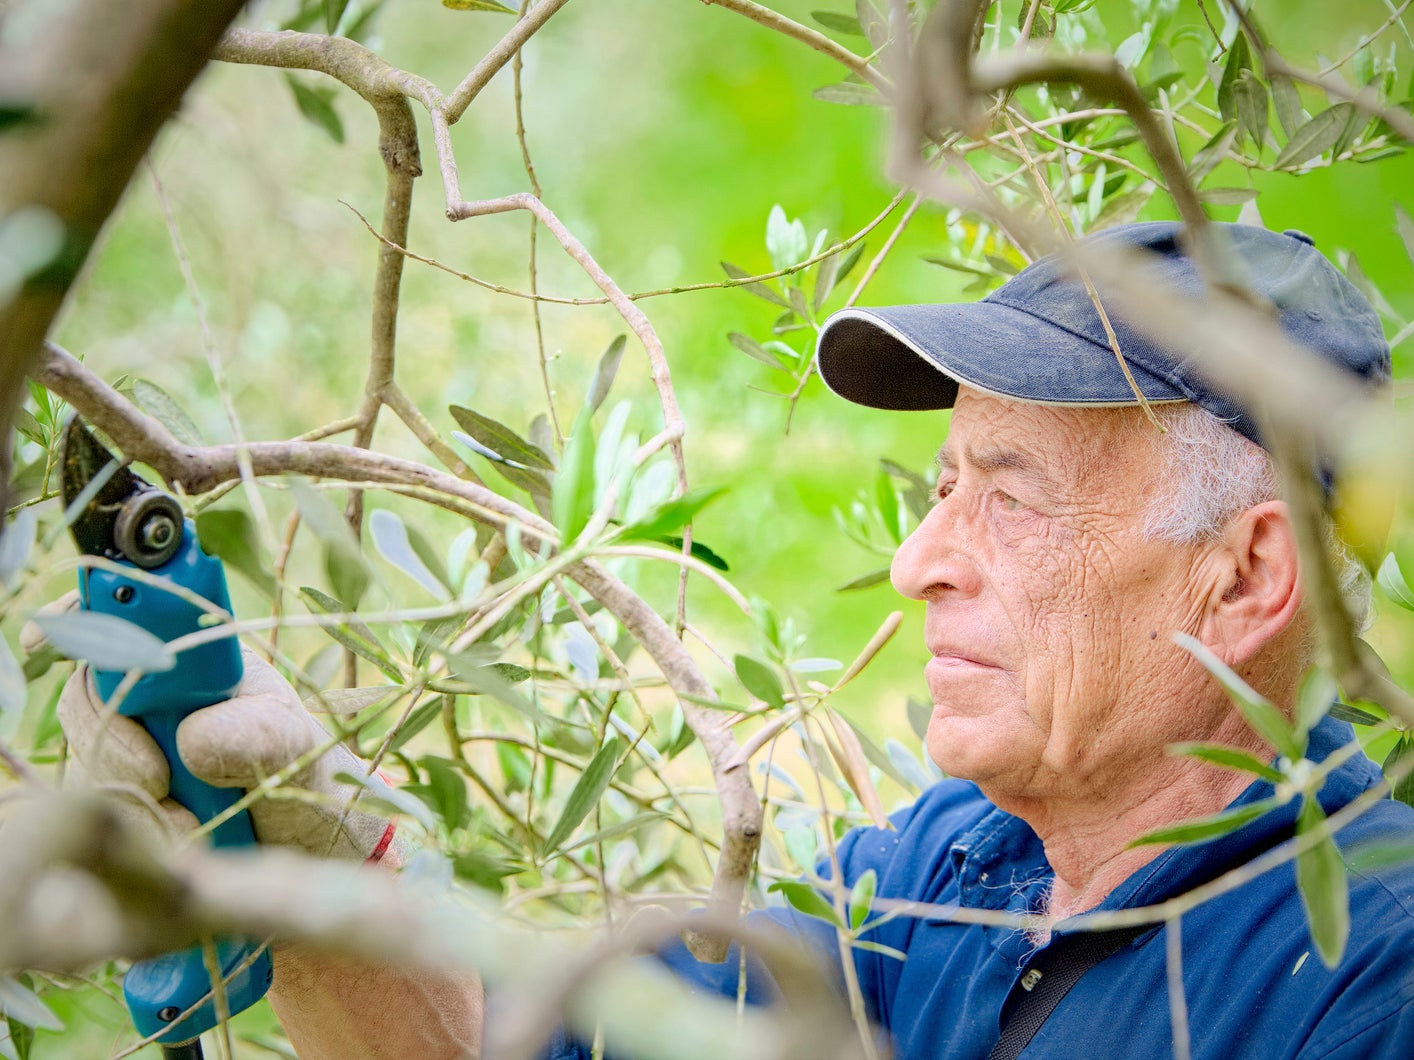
[1343,796,1414,920]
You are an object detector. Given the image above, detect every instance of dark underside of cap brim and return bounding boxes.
[816,302,1191,412]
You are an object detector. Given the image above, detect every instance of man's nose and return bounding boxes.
[891,501,982,600]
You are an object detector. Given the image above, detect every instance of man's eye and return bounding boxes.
[935,482,956,502]
[1000,493,1023,512]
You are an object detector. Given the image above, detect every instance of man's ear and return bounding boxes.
[1204,500,1303,666]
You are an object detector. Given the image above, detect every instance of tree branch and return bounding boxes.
[35,344,552,537]
[0,0,249,501]
[34,342,760,959]
[0,793,845,1059]
[904,2,1217,280]
[444,0,575,122]
[216,29,444,114]
[699,0,890,93]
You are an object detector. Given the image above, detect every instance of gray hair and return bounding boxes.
[1140,402,1373,635]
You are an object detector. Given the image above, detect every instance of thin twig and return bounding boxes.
[147,162,274,541]
[512,4,562,446]
[1195,0,1225,52]
[341,191,907,303]
[698,0,890,92]
[1225,3,1414,142]
[1002,112,1162,425]
[445,0,574,122]
[1004,104,1167,192]
[37,336,763,941]
[1318,0,1412,74]
[379,381,478,483]
[1166,917,1191,1060]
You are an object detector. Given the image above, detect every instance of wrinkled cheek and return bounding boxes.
[1015,611,1101,755]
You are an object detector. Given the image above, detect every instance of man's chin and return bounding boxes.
[925,708,1038,787]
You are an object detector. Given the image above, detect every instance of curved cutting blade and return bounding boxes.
[60,417,147,558]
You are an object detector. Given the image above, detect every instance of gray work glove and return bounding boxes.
[49,629,404,864]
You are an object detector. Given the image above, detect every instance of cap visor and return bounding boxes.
[816,303,1191,412]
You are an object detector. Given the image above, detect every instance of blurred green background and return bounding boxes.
[15,0,1414,1052]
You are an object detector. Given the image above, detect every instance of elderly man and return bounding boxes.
[56,221,1414,1058]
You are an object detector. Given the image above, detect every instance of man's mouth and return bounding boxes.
[927,645,1002,670]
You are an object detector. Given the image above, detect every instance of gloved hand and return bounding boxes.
[47,626,404,864]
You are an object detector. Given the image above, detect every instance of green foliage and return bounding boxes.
[552,406,597,544]
[285,74,345,144]
[1130,797,1282,847]
[1296,796,1351,968]
[197,508,276,596]
[542,734,621,855]
[735,654,785,710]
[617,486,728,543]
[442,0,515,11]
[33,610,176,674]
[1169,742,1284,784]
[768,879,843,928]
[1173,634,1304,761]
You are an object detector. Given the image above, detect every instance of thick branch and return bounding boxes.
[0,0,248,499]
[216,29,444,114]
[914,0,991,133]
[35,344,547,536]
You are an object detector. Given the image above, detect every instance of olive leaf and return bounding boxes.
[1129,797,1281,846]
[1296,796,1350,968]
[449,405,555,470]
[442,0,516,11]
[285,75,343,143]
[541,735,622,854]
[734,654,785,709]
[1173,633,1304,761]
[1276,103,1356,169]
[34,610,175,674]
[768,880,844,928]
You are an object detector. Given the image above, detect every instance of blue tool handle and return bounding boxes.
[77,520,273,1043]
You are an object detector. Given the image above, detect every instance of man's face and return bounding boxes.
[891,387,1231,804]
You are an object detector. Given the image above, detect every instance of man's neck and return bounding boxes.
[993,714,1272,924]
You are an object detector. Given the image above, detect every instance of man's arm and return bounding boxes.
[268,945,483,1060]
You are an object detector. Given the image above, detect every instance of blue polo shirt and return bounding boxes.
[546,716,1414,1058]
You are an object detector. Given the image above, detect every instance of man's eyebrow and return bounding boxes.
[935,445,1050,481]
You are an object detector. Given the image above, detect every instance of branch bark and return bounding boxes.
[0,0,249,501]
[0,793,839,1059]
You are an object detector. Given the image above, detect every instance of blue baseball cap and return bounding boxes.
[815,221,1390,450]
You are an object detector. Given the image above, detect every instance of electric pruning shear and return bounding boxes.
[61,418,272,1060]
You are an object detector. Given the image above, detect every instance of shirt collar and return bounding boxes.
[949,714,1383,916]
